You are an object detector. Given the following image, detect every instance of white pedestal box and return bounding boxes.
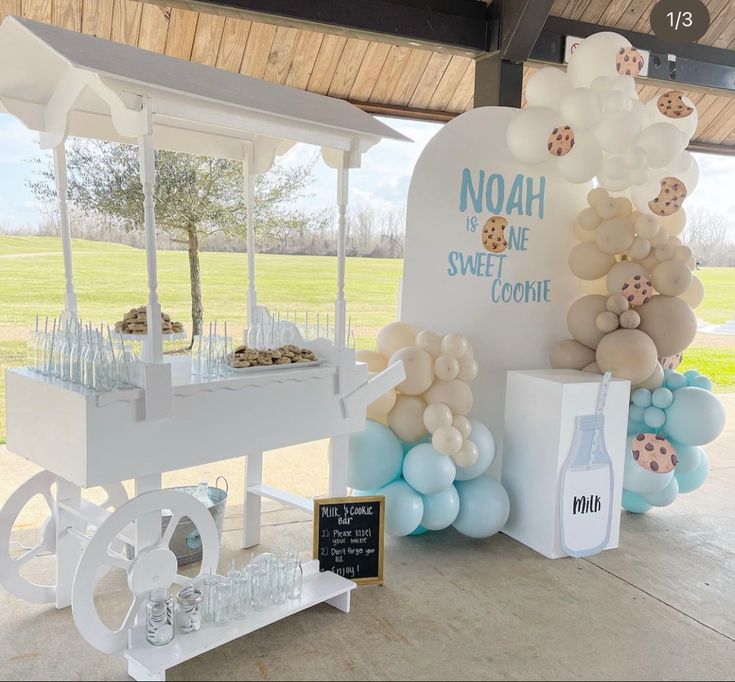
[501,369,631,559]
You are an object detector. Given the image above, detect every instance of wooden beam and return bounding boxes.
[349,100,455,123]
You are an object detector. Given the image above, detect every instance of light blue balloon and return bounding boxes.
[420,485,460,531]
[629,405,645,423]
[643,406,666,429]
[671,442,703,474]
[347,420,404,491]
[454,419,496,481]
[402,443,456,495]
[651,387,674,409]
[453,476,510,539]
[409,525,429,536]
[632,388,652,408]
[689,375,713,391]
[664,387,726,446]
[628,419,647,436]
[675,451,710,493]
[642,477,679,507]
[623,436,674,494]
[399,435,431,454]
[380,479,424,537]
[683,369,701,382]
[622,489,653,514]
[664,370,688,391]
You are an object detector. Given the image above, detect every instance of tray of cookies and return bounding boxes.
[227,344,321,372]
[114,306,185,337]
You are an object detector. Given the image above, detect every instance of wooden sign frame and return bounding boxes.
[313,495,385,586]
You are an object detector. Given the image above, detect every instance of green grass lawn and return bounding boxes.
[1,236,733,441]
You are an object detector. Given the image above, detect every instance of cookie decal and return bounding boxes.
[648,176,687,217]
[631,433,678,474]
[621,275,652,307]
[481,216,508,253]
[547,126,575,156]
[657,90,694,119]
[659,352,683,370]
[616,47,644,77]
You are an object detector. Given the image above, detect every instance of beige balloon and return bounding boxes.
[550,339,597,370]
[633,253,660,277]
[595,217,635,255]
[595,197,618,219]
[587,187,610,206]
[567,295,608,349]
[595,329,659,384]
[606,260,648,294]
[569,242,617,280]
[387,394,428,443]
[615,196,633,216]
[650,229,669,247]
[634,214,660,239]
[582,361,601,374]
[595,311,619,333]
[606,294,629,315]
[678,275,704,309]
[390,346,435,396]
[453,439,479,468]
[377,321,416,359]
[423,402,453,434]
[434,354,460,381]
[659,208,686,236]
[673,245,693,262]
[432,425,463,456]
[579,276,609,295]
[619,310,641,329]
[367,382,398,420]
[632,362,665,391]
[654,243,675,261]
[575,221,597,243]
[627,236,651,261]
[456,353,479,382]
[452,415,472,439]
[651,260,692,296]
[356,349,388,372]
[579,206,602,230]
[415,329,442,359]
[637,295,697,356]
[440,333,469,359]
[423,379,474,416]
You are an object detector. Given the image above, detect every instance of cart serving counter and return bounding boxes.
[0,16,406,680]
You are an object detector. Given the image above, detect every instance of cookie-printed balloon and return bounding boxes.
[659,353,683,370]
[657,91,693,120]
[616,47,645,77]
[481,216,508,253]
[648,176,687,217]
[567,32,634,87]
[621,274,653,307]
[547,125,575,156]
[631,433,678,473]
[644,90,698,140]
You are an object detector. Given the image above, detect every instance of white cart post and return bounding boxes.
[52,142,78,320]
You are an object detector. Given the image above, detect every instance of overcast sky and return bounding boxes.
[0,111,731,233]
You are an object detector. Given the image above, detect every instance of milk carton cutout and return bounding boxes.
[560,373,614,558]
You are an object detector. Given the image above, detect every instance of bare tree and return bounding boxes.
[681,207,735,266]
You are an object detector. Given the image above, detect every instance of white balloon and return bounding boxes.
[556,133,603,183]
[664,153,699,194]
[526,67,572,107]
[659,209,686,236]
[423,402,453,434]
[452,439,479,468]
[440,333,468,359]
[506,106,559,164]
[602,89,627,114]
[611,74,637,98]
[602,155,628,180]
[591,76,613,94]
[627,236,651,260]
[635,123,687,168]
[644,90,698,140]
[451,415,472,439]
[625,146,647,170]
[456,354,478,382]
[595,110,643,153]
[432,425,463,456]
[597,170,632,192]
[630,166,649,186]
[434,354,460,381]
[560,88,604,131]
[415,329,442,358]
[567,32,633,87]
[634,214,660,239]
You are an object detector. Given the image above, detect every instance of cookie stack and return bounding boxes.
[228,344,316,369]
[114,306,185,335]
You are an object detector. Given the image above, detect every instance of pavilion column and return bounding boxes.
[244,144,257,327]
[52,142,78,320]
[335,153,349,350]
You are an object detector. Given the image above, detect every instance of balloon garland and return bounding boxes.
[348,322,510,538]
[508,32,725,512]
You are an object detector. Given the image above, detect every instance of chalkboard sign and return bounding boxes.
[313,496,385,586]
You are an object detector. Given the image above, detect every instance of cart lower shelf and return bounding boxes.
[124,562,355,681]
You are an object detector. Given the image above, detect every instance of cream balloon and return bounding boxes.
[456,354,479,382]
[678,275,704,309]
[569,242,617,280]
[634,253,660,277]
[595,217,635,255]
[582,361,601,374]
[579,206,602,230]
[367,381,397,420]
[390,347,434,396]
[651,260,692,296]
[595,329,658,384]
[415,329,442,359]
[506,106,559,164]
[653,243,675,261]
[607,293,629,315]
[615,196,633,216]
[422,402,453,434]
[637,295,697,356]
[423,379,474,416]
[627,236,651,261]
[387,395,428,443]
[595,197,619,220]
[451,415,472,439]
[587,187,610,206]
[434,354,460,381]
[619,310,641,329]
[432,426,463,456]
[574,221,596,243]
[356,349,388,372]
[452,440,479,468]
[440,333,469,359]
[567,295,608,348]
[650,228,669,247]
[377,321,416,359]
[567,32,633,87]
[673,245,692,262]
[550,339,597,370]
[526,67,572,107]
[658,209,686,236]
[634,214,660,239]
[606,260,648,294]
[560,87,604,130]
[633,362,665,391]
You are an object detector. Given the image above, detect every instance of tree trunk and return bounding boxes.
[187,225,204,343]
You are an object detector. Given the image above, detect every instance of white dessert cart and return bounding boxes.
[0,17,406,681]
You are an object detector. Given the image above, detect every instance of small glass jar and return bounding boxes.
[213,580,231,626]
[250,566,269,612]
[287,560,303,601]
[202,570,218,623]
[176,586,203,634]
[146,588,174,646]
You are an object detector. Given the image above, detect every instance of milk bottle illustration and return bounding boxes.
[560,372,614,558]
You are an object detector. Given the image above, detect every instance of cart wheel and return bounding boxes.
[0,471,128,604]
[72,489,219,654]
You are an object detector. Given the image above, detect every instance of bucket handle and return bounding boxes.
[215,476,229,494]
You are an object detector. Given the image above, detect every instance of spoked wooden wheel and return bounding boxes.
[72,489,219,654]
[0,471,127,604]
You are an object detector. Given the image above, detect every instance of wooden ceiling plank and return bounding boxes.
[567,0,595,21]
[215,17,250,72]
[630,0,657,33]
[52,0,80,30]
[409,51,452,110]
[190,11,225,66]
[695,0,731,47]
[81,0,113,38]
[550,0,571,16]
[596,0,639,27]
[0,0,21,21]
[369,44,412,105]
[579,0,607,24]
[702,98,735,144]
[306,33,347,94]
[446,60,475,113]
[240,21,277,80]
[694,97,732,139]
[612,0,653,31]
[164,7,198,60]
[111,0,142,47]
[284,29,324,90]
[428,54,473,111]
[137,2,169,54]
[328,37,369,98]
[347,41,390,102]
[22,0,50,23]
[263,25,299,85]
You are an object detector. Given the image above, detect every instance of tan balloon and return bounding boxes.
[432,425,463,456]
[650,229,669,247]
[456,353,479,382]
[452,439,479,468]
[452,415,472,439]
[580,276,609,295]
[389,346,434,396]
[579,206,602,230]
[659,208,686,236]
[595,311,619,333]
[575,221,597,243]
[619,310,641,329]
[434,354,460,381]
[595,217,635,255]
[651,260,692,296]
[606,294,629,315]
[567,295,608,349]
[633,253,660,276]
[582,361,601,374]
[377,321,416,359]
[569,242,617,280]
[606,260,648,294]
[587,187,610,206]
[633,362,665,391]
[615,196,633,216]
[678,275,704,309]
[595,197,618,219]
[415,329,442,358]
[637,295,697,356]
[423,379,474,416]
[595,329,658,384]
[654,243,675,261]
[367,381,397,420]
[387,395,428,442]
[423,402,453,434]
[356,349,388,372]
[550,339,597,370]
[673,245,693,262]
[627,236,651,261]
[634,214,660,239]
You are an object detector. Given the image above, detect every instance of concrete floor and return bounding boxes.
[1,396,733,681]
